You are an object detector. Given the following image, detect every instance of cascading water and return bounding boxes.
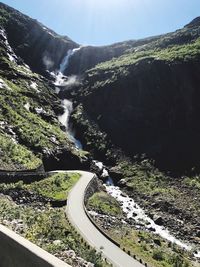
[55,46,200,259]
[55,47,83,149]
[55,47,81,87]
[105,185,193,251]
[92,161,200,257]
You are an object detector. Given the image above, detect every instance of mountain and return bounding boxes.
[68,18,200,174]
[1,1,200,174]
[0,3,200,266]
[0,2,161,77]
[0,2,87,171]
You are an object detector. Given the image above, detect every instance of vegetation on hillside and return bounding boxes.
[0,172,108,266]
[0,196,107,266]
[90,37,200,76]
[88,191,122,216]
[0,133,41,170]
[25,172,80,201]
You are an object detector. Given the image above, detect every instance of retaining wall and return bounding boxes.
[84,176,120,247]
[0,224,70,267]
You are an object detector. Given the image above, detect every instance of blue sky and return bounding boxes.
[1,0,200,46]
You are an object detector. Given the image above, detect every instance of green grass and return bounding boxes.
[0,72,84,169]
[0,195,108,266]
[92,37,200,73]
[0,133,41,170]
[24,172,80,201]
[183,176,200,190]
[85,37,200,96]
[88,191,122,216]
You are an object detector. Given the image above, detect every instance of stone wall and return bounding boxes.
[84,175,101,204]
[83,176,120,247]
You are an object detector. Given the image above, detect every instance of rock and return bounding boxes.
[154,239,161,246]
[120,192,127,198]
[118,179,126,186]
[64,250,76,259]
[53,240,61,245]
[149,227,156,232]
[196,230,200,238]
[154,215,164,226]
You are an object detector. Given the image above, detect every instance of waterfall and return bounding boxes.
[58,99,73,130]
[93,160,114,185]
[56,47,83,149]
[59,47,80,73]
[55,47,199,259]
[55,47,81,86]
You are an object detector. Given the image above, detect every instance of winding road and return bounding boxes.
[66,171,144,267]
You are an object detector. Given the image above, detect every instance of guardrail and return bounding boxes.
[0,224,70,267]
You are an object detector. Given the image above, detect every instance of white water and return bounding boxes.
[58,99,82,149]
[105,184,200,257]
[58,99,73,129]
[93,160,110,178]
[91,158,200,255]
[55,45,200,260]
[56,47,83,149]
[55,47,82,86]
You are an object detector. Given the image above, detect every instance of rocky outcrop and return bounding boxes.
[185,17,200,28]
[42,147,90,171]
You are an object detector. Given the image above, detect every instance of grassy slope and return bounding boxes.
[0,26,82,170]
[86,32,200,95]
[0,172,108,266]
[25,172,80,201]
[88,191,122,216]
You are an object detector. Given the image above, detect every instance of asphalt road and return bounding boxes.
[66,171,144,267]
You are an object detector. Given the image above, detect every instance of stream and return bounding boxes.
[54,48,200,260]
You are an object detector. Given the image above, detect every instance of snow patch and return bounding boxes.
[0,28,17,63]
[7,53,15,62]
[0,78,11,90]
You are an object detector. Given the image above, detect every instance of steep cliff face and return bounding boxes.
[0,2,79,75]
[65,37,161,75]
[0,8,85,171]
[70,21,200,173]
[75,59,200,172]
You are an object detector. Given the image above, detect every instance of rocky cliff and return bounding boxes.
[0,3,86,171]
[69,20,200,173]
[0,2,78,75]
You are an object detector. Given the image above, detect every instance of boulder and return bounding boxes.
[153,215,164,226]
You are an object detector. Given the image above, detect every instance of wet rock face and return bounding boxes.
[77,58,200,173]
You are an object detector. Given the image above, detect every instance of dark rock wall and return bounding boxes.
[79,58,200,172]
